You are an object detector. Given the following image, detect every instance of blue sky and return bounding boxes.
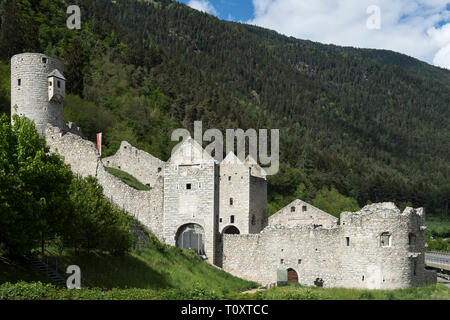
[178,1,450,69]
[178,0,254,22]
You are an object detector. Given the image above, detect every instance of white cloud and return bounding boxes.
[433,43,450,68]
[187,0,217,15]
[248,0,450,69]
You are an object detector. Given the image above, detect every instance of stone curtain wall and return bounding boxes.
[223,203,436,289]
[44,125,165,240]
[11,53,66,135]
[103,141,165,188]
[45,125,99,178]
[96,165,164,240]
[269,199,338,228]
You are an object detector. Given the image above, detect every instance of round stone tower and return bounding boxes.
[11,53,66,135]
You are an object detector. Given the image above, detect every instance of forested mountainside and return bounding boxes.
[0,0,449,216]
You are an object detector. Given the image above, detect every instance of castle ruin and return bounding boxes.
[10,53,436,289]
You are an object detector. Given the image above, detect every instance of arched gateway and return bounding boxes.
[222,225,240,234]
[176,224,205,255]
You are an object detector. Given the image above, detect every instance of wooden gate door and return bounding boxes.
[287,268,298,283]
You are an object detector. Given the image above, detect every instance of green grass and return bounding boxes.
[0,235,257,297]
[237,283,450,300]
[104,167,151,191]
[1,281,449,300]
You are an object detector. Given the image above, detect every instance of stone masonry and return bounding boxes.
[10,53,436,289]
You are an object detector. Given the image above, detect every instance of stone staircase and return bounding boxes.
[26,256,67,287]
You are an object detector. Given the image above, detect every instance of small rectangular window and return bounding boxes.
[380,232,391,247]
[302,205,307,212]
[280,259,284,264]
[230,198,233,205]
[57,80,61,88]
[49,81,52,87]
[18,79,21,86]
[346,237,350,246]
[228,176,231,181]
[219,218,222,223]
[230,215,235,223]
[291,206,296,212]
[186,184,191,190]
[42,57,47,63]
[298,259,302,264]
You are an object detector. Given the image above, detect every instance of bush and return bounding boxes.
[0,282,55,300]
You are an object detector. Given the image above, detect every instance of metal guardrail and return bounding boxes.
[425,252,450,271]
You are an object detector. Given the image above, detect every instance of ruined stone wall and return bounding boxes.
[163,162,219,264]
[97,165,164,240]
[249,175,267,233]
[43,125,164,240]
[44,125,100,178]
[103,141,165,187]
[11,53,66,135]
[219,163,250,234]
[224,203,436,289]
[269,199,338,228]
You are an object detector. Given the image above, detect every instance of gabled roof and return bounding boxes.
[48,69,66,80]
[221,151,245,165]
[269,199,338,227]
[168,137,214,165]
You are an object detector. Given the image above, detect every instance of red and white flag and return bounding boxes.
[96,132,102,156]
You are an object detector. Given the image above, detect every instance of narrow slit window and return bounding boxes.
[57,80,61,88]
[230,215,235,223]
[408,233,416,245]
[230,198,233,205]
[346,237,350,246]
[18,79,21,86]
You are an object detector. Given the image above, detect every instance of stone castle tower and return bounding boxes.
[11,53,66,135]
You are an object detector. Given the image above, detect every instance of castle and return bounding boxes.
[10,53,436,289]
